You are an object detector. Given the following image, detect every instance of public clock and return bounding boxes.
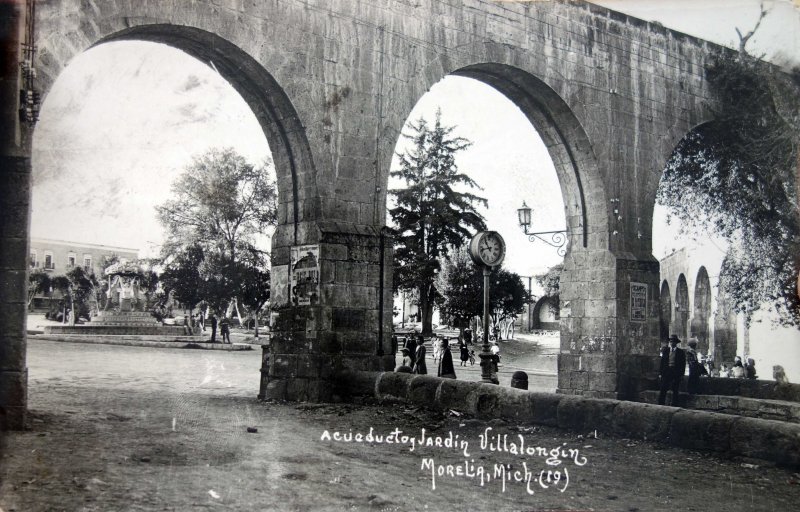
[469,231,506,268]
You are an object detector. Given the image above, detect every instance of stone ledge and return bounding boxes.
[341,371,800,468]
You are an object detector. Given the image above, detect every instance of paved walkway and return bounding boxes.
[2,340,799,511]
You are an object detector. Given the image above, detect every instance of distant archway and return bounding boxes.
[692,266,712,352]
[674,274,690,339]
[659,280,672,341]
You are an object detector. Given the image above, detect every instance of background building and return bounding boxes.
[28,238,139,309]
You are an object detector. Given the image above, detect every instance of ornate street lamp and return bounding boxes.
[516,201,568,256]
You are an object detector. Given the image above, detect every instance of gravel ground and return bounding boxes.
[1,340,799,511]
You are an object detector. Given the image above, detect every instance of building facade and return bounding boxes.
[28,238,138,308]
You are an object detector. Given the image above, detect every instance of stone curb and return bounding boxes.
[342,371,800,468]
[29,335,253,351]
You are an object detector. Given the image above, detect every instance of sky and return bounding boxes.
[31,0,800,278]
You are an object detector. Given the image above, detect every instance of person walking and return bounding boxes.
[437,339,457,379]
[413,344,427,375]
[405,336,418,369]
[459,338,469,367]
[658,335,686,406]
[220,316,231,344]
[209,313,218,343]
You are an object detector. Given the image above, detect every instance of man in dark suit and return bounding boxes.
[658,334,686,406]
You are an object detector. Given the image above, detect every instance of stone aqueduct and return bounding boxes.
[1,0,726,429]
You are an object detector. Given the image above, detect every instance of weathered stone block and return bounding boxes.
[557,397,618,433]
[377,371,413,399]
[668,410,734,453]
[0,335,26,371]
[436,379,476,412]
[0,370,27,407]
[407,375,441,407]
[729,417,800,466]
[529,392,562,427]
[611,401,673,442]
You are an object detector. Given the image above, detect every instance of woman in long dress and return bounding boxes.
[438,339,457,379]
[413,344,427,375]
[459,339,469,366]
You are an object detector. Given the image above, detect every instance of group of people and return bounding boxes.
[398,334,458,378]
[395,330,502,380]
[193,311,232,343]
[718,356,757,380]
[658,334,757,406]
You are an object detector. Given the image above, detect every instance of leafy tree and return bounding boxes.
[657,27,799,326]
[536,263,563,318]
[234,248,271,338]
[156,148,277,264]
[436,247,529,340]
[51,266,97,324]
[27,269,51,310]
[435,247,483,332]
[159,244,205,313]
[156,148,277,316]
[489,269,528,340]
[389,110,487,334]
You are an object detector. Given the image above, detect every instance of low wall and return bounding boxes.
[687,378,800,403]
[339,371,800,468]
[641,376,800,403]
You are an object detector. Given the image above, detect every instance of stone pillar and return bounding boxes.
[262,223,394,402]
[0,1,31,430]
[557,249,661,400]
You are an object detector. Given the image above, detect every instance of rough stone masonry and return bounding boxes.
[1,0,727,427]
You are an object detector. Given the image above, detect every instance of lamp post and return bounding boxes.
[516,201,568,256]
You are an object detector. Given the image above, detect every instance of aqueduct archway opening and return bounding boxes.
[3,0,730,427]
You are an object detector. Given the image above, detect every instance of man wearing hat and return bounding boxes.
[658,335,686,406]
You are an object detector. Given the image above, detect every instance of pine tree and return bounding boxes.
[389,110,486,334]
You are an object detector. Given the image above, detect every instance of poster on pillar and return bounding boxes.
[271,265,289,307]
[630,282,647,322]
[291,245,320,306]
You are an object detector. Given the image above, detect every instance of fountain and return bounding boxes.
[44,261,188,336]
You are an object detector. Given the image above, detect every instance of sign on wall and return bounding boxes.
[271,265,289,307]
[630,282,647,322]
[291,245,320,306]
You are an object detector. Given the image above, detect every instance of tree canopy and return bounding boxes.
[657,44,800,327]
[156,148,277,317]
[389,110,486,334]
[156,148,277,262]
[436,246,529,339]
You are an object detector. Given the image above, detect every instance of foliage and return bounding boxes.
[159,245,205,311]
[156,148,277,316]
[156,147,277,262]
[27,269,51,309]
[51,266,98,324]
[435,247,483,331]
[657,44,800,326]
[489,268,529,339]
[436,247,529,339]
[536,263,563,298]
[389,110,486,334]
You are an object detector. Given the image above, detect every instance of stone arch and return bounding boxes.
[35,23,315,246]
[674,274,690,339]
[660,280,672,341]
[381,61,606,253]
[531,296,560,331]
[691,266,712,352]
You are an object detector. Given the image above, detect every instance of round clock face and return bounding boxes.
[469,231,506,268]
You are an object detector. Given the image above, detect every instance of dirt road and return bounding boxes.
[1,340,798,511]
